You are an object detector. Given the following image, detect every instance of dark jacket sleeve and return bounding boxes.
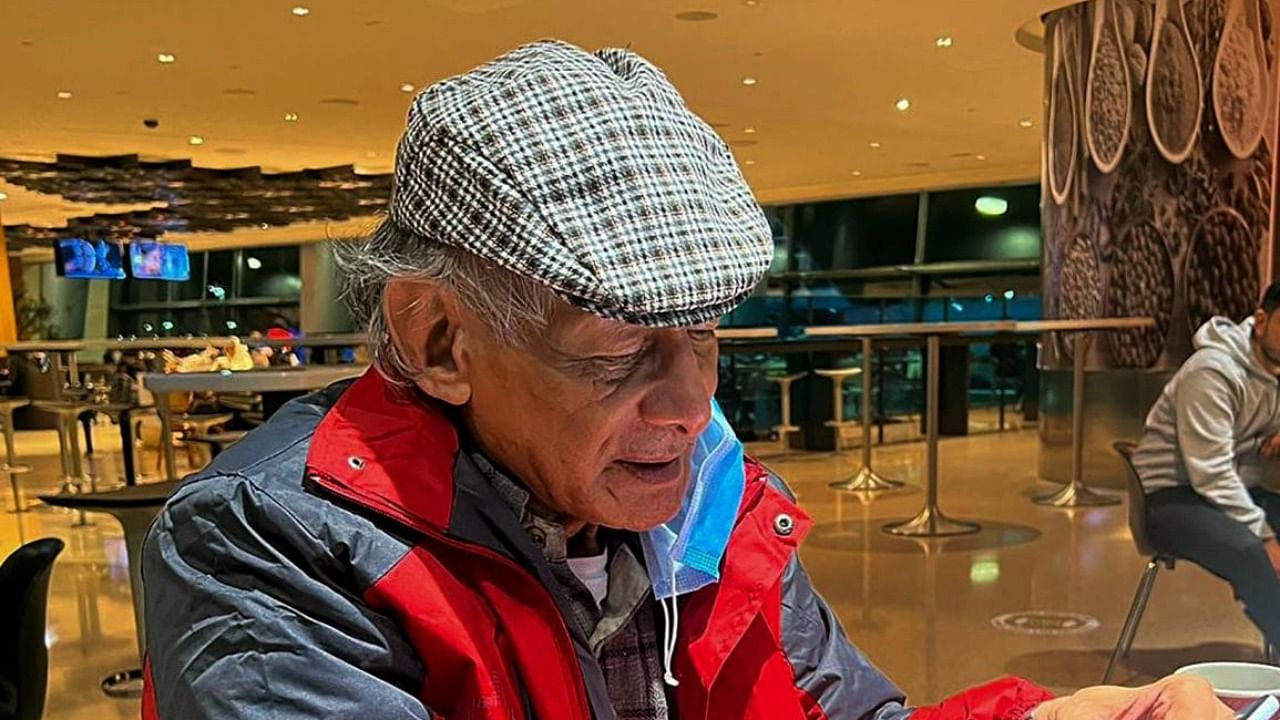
[142,472,432,719]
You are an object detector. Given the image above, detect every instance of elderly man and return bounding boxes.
[142,41,1229,719]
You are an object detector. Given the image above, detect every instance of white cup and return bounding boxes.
[1175,661,1280,700]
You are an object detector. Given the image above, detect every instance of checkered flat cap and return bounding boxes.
[389,40,772,327]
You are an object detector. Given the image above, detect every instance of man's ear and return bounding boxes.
[383,278,473,405]
[1255,309,1269,338]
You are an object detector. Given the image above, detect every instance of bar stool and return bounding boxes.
[33,400,97,495]
[0,396,33,512]
[762,372,807,457]
[815,368,861,451]
[828,339,904,493]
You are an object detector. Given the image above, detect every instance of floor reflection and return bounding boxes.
[1,423,1271,716]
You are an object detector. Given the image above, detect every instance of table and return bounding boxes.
[1015,318,1155,508]
[144,366,367,481]
[806,322,1016,537]
[40,481,177,697]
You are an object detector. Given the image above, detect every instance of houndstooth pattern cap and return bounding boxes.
[389,40,773,327]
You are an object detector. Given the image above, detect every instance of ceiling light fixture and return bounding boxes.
[366,151,378,158]
[291,6,311,16]
[895,98,911,112]
[247,257,263,270]
[744,159,756,166]
[935,36,954,48]
[742,76,758,86]
[188,135,205,146]
[56,91,72,100]
[1019,118,1034,128]
[157,52,176,64]
[869,141,882,149]
[284,112,299,122]
[744,0,759,5]
[400,82,415,93]
[974,196,1009,216]
[849,170,862,177]
[744,127,756,134]
[975,153,987,160]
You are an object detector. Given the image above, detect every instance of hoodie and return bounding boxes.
[1133,316,1280,539]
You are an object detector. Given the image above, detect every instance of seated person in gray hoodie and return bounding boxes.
[1133,281,1280,649]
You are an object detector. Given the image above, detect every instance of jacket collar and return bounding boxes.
[305,370,460,534]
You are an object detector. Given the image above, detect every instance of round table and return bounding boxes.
[40,481,177,697]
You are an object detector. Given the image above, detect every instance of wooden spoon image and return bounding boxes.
[1049,19,1078,206]
[1147,0,1203,164]
[1085,0,1132,174]
[1214,0,1268,159]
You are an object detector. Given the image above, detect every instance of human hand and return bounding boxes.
[1034,675,1232,719]
[1260,432,1280,459]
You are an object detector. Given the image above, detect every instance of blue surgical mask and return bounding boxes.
[640,398,746,600]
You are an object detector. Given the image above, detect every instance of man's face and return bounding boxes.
[457,304,718,531]
[1255,308,1280,368]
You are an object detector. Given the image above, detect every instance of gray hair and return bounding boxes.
[333,218,557,385]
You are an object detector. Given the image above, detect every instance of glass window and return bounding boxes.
[791,193,919,273]
[240,247,301,299]
[172,252,208,301]
[205,251,235,302]
[923,185,1041,263]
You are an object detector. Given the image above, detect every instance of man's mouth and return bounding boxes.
[615,457,684,485]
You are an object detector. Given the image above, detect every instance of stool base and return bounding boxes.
[830,466,904,492]
[883,506,981,537]
[101,668,145,698]
[1032,481,1121,508]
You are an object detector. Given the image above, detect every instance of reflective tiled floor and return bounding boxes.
[1,419,1269,717]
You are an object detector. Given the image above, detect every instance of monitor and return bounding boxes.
[129,241,191,281]
[54,238,126,280]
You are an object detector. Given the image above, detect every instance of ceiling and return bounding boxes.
[0,0,1074,248]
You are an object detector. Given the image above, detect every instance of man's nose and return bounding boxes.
[637,333,713,437]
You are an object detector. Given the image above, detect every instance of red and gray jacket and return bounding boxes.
[141,371,1052,719]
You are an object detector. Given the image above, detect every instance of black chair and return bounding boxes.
[0,538,65,720]
[1104,441,1274,683]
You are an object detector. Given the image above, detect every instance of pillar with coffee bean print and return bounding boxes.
[1036,0,1279,489]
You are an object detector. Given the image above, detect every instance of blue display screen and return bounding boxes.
[55,238,126,280]
[129,241,191,281]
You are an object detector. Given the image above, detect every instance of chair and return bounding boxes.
[1104,441,1275,683]
[0,538,65,720]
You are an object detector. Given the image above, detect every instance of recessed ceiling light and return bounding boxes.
[366,151,378,158]
[246,256,263,270]
[744,0,758,5]
[975,153,987,161]
[849,170,862,177]
[895,97,911,112]
[188,135,205,146]
[0,192,8,201]
[284,112,299,122]
[935,36,954,48]
[157,52,176,64]
[742,76,758,86]
[400,83,415,93]
[744,127,757,134]
[869,141,882,149]
[975,196,1009,216]
[56,91,73,100]
[291,6,311,16]
[675,10,718,21]
[744,159,756,166]
[1019,118,1034,128]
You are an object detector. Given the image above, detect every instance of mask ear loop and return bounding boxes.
[661,563,679,687]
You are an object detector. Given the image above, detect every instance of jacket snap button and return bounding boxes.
[773,513,794,536]
[529,528,547,548]
[347,456,366,470]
